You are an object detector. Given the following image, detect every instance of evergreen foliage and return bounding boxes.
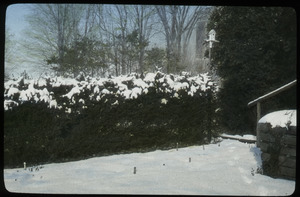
[144,47,166,72]
[46,36,110,77]
[4,73,219,168]
[207,7,296,133]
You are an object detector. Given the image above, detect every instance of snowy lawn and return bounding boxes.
[4,138,295,195]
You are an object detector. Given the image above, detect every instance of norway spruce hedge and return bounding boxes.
[4,72,219,168]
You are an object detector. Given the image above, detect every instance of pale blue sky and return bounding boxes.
[6,4,31,39]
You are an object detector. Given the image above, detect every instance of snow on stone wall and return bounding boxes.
[257,110,296,180]
[258,110,296,129]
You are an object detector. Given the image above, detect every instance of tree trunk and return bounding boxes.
[139,48,145,74]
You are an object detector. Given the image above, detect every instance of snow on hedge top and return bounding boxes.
[258,110,297,128]
[4,72,217,111]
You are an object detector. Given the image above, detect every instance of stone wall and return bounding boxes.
[257,123,296,180]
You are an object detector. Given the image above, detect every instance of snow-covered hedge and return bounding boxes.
[4,72,217,112]
[4,72,219,168]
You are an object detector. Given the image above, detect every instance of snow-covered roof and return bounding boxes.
[258,110,297,129]
[248,80,297,107]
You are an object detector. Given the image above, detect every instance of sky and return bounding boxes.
[5,4,34,78]
[6,4,31,39]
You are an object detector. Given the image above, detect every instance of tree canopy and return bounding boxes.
[207,6,296,133]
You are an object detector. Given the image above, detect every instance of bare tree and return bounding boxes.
[22,4,84,71]
[155,5,173,73]
[115,5,129,75]
[82,4,99,38]
[19,4,212,77]
[5,27,15,66]
[97,4,131,75]
[132,5,156,74]
[155,5,210,73]
[4,27,17,80]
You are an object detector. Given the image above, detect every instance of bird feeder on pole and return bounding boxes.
[204,29,220,143]
[205,29,219,64]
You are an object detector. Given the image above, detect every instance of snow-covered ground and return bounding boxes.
[4,137,295,195]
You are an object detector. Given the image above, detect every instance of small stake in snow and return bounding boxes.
[203,145,205,150]
[189,157,191,163]
[23,162,26,170]
[133,167,136,174]
[176,142,178,151]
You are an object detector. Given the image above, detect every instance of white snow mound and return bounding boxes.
[258,110,297,128]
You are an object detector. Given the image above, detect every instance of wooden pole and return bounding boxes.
[209,46,212,64]
[256,102,261,148]
[257,102,261,123]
